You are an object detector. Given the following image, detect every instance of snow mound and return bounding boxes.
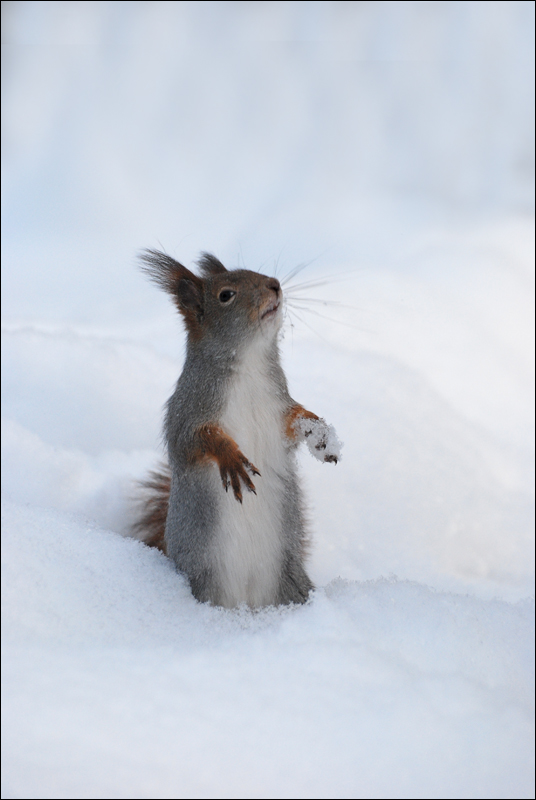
[2,499,534,800]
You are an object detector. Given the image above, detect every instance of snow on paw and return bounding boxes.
[296,417,343,464]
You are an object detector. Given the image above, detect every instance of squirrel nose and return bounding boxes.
[267,278,280,295]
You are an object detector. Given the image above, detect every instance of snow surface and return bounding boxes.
[2,2,534,799]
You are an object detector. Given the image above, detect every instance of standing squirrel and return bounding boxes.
[133,250,342,609]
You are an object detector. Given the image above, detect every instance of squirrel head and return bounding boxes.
[140,249,282,347]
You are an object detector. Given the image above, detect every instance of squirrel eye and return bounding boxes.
[218,289,236,304]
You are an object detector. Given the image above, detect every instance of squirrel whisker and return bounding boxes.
[285,303,368,332]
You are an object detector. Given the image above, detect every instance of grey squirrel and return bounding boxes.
[133,249,342,608]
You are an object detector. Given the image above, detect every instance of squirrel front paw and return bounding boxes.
[194,424,261,502]
[296,416,343,464]
[219,452,260,503]
[285,405,342,464]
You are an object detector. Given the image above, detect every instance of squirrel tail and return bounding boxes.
[131,463,171,554]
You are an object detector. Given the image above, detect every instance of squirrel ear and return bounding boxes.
[197,252,227,276]
[177,278,203,314]
[140,249,205,334]
[139,249,202,296]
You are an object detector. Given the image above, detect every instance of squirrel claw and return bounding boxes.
[219,465,257,502]
[240,470,257,495]
[234,488,244,503]
[219,469,230,491]
[200,425,260,502]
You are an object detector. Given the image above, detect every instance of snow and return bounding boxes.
[1,2,534,799]
[296,415,343,463]
[2,499,533,800]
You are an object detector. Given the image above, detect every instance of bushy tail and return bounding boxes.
[131,463,171,554]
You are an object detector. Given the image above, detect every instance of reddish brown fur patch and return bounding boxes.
[192,424,260,502]
[284,404,320,440]
[131,465,171,554]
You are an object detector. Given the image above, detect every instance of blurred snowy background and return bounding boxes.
[2,2,534,798]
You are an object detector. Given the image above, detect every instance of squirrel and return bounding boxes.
[133,249,342,609]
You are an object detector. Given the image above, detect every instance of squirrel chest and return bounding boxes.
[215,342,290,608]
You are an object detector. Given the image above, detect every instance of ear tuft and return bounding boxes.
[197,252,227,277]
[139,249,201,296]
[139,249,205,336]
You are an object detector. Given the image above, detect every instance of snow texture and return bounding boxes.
[297,416,343,463]
[2,3,534,799]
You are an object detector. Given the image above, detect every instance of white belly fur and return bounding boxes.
[213,342,288,608]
